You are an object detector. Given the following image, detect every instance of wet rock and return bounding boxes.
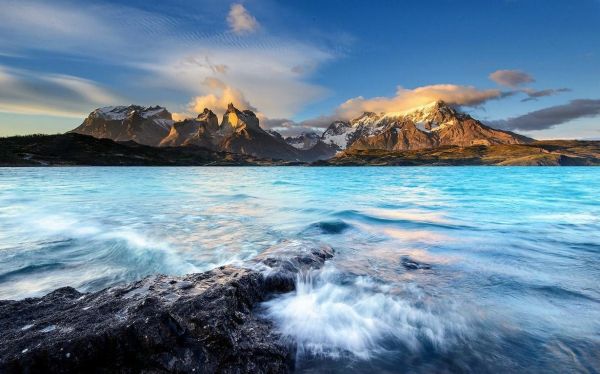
[0,242,333,373]
[401,257,431,270]
[306,220,351,235]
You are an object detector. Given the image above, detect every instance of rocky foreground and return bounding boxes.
[0,243,334,373]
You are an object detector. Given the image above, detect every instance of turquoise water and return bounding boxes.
[1,167,599,372]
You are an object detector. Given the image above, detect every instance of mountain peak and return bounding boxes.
[433,99,448,108]
[200,108,214,116]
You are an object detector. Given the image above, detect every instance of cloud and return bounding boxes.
[489,69,535,87]
[148,42,332,119]
[520,87,570,102]
[489,99,600,131]
[0,0,335,123]
[336,84,509,120]
[227,4,259,34]
[261,115,337,137]
[0,65,120,118]
[175,77,256,119]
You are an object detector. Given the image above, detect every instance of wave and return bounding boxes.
[0,211,199,299]
[333,209,470,231]
[263,264,471,360]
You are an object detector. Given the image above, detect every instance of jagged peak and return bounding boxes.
[91,105,171,121]
[197,108,216,119]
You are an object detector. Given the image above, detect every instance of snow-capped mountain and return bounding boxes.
[72,103,334,161]
[71,100,531,161]
[284,132,320,150]
[321,100,531,151]
[71,105,174,146]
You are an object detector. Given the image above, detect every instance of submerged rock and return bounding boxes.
[401,256,432,270]
[0,242,334,373]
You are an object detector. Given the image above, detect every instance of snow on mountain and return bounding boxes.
[321,100,506,150]
[285,132,320,150]
[72,105,174,146]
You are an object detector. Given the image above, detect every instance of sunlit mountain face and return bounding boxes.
[0,1,599,373]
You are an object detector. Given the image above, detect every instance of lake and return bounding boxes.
[1,167,599,372]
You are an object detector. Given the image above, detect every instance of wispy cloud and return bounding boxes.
[520,87,571,102]
[227,4,260,34]
[489,69,535,87]
[147,41,333,119]
[0,65,120,118]
[489,99,600,131]
[0,0,334,121]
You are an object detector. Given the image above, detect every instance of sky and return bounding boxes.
[0,0,599,139]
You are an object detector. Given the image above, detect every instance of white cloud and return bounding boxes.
[0,0,333,123]
[145,41,332,119]
[227,4,260,34]
[336,84,508,120]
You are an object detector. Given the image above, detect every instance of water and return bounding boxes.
[1,167,599,372]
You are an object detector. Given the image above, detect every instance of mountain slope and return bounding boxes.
[314,141,600,166]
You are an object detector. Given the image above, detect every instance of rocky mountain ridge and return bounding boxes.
[72,103,333,161]
[71,100,533,161]
[321,100,532,151]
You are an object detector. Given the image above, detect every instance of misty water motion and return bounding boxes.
[0,167,599,372]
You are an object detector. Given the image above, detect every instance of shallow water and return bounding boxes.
[1,167,599,372]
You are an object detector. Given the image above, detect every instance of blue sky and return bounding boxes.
[0,0,599,138]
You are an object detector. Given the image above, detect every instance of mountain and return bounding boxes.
[159,108,219,148]
[321,100,532,152]
[216,104,307,160]
[71,105,174,146]
[72,103,334,161]
[285,132,320,150]
[70,100,531,162]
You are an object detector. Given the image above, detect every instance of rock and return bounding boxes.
[401,257,431,270]
[0,242,334,373]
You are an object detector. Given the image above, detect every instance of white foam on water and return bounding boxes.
[264,265,471,360]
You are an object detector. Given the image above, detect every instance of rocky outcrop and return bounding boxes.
[0,242,334,373]
[71,105,174,146]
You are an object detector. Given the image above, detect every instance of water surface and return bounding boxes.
[1,167,599,372]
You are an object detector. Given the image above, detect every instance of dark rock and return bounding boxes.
[0,242,334,373]
[401,257,431,270]
[307,220,351,235]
